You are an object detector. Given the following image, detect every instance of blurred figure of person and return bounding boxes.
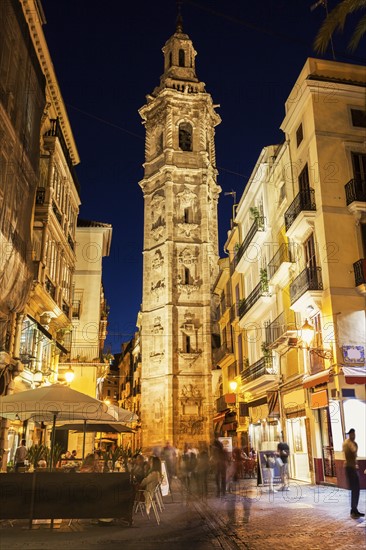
[343,428,365,519]
[196,444,210,499]
[14,439,27,472]
[64,450,72,459]
[162,441,177,480]
[80,453,99,472]
[132,454,148,483]
[264,451,276,493]
[180,443,197,492]
[211,438,228,498]
[71,450,77,459]
[277,440,290,491]
[232,446,247,481]
[140,456,162,515]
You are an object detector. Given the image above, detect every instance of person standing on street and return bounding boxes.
[14,439,27,472]
[277,440,290,491]
[343,428,365,519]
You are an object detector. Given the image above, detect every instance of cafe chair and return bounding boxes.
[133,489,160,525]
[153,484,165,512]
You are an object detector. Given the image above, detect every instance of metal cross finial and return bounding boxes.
[176,0,183,32]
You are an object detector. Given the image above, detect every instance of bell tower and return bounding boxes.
[139,14,221,450]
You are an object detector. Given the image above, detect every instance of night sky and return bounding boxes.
[40,0,362,353]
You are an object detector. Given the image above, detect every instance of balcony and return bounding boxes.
[354,258,366,295]
[265,311,299,350]
[238,277,275,324]
[345,179,366,212]
[45,277,56,300]
[44,119,80,194]
[241,356,278,392]
[290,266,323,311]
[52,201,62,226]
[284,188,316,241]
[267,243,296,285]
[235,216,266,272]
[214,343,234,365]
[216,393,236,413]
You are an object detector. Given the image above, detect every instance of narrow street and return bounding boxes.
[0,479,365,550]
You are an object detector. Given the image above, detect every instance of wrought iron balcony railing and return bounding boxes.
[265,310,298,347]
[241,356,277,384]
[284,188,316,232]
[354,258,366,286]
[267,243,296,280]
[290,266,323,304]
[235,216,265,265]
[345,179,366,205]
[239,279,269,319]
[214,343,234,363]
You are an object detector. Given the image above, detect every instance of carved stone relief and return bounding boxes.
[151,278,165,300]
[150,317,165,363]
[151,192,165,238]
[178,384,205,435]
[152,250,164,270]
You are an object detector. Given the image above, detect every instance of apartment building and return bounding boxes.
[216,57,366,488]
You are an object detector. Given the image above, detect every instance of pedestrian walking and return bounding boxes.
[343,428,365,519]
[196,444,210,499]
[277,439,290,490]
[14,439,27,472]
[264,451,276,493]
[179,443,197,492]
[211,438,228,498]
[162,441,177,480]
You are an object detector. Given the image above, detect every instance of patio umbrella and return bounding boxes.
[106,403,138,423]
[56,422,135,433]
[0,384,118,466]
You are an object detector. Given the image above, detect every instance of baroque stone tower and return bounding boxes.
[139,16,221,450]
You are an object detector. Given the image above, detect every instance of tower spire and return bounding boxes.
[176,0,183,33]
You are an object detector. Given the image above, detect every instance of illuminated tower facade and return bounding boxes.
[139,17,221,450]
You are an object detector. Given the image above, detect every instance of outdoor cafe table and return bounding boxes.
[0,471,135,528]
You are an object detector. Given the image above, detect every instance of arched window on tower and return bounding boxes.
[179,49,185,67]
[169,52,172,67]
[179,122,192,151]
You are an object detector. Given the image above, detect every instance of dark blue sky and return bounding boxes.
[40,0,362,352]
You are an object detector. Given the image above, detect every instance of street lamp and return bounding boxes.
[300,319,333,361]
[301,319,315,348]
[229,380,238,392]
[64,366,75,384]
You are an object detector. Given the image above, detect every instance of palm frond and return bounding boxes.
[313,0,366,53]
[348,12,366,49]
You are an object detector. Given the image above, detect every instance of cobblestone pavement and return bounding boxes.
[0,478,365,550]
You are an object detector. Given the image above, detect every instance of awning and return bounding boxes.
[342,366,366,385]
[303,369,331,389]
[213,411,227,423]
[310,389,328,409]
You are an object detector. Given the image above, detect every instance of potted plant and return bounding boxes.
[260,268,269,293]
[26,444,46,470]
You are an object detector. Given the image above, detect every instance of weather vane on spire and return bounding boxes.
[176,0,183,32]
